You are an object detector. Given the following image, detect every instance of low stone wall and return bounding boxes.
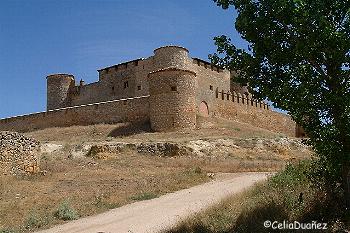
[0,96,150,133]
[0,131,40,175]
[212,91,296,137]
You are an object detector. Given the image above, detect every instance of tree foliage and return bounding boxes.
[210,0,350,194]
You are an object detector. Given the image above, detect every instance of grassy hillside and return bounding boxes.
[24,116,283,144]
[1,117,311,232]
[166,161,348,233]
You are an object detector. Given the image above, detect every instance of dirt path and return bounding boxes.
[37,172,270,233]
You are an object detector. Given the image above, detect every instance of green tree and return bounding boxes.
[210,0,350,206]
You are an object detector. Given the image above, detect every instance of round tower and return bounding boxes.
[148,67,197,131]
[153,45,192,70]
[46,74,75,110]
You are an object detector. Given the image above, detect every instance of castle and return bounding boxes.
[0,45,303,137]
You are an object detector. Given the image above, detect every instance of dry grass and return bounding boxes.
[24,116,281,144]
[0,149,298,232]
[166,161,346,233]
[0,116,310,232]
[0,151,211,232]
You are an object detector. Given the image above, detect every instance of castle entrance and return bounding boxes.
[199,101,209,117]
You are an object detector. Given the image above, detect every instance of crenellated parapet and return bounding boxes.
[215,88,270,110]
[192,58,224,73]
[97,58,143,81]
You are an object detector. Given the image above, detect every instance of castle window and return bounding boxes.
[112,86,115,91]
[210,85,213,90]
[171,86,177,91]
[137,85,142,90]
[124,81,129,89]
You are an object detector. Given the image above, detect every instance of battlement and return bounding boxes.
[97,58,144,74]
[215,88,270,110]
[192,58,224,73]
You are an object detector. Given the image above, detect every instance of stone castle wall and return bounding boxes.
[0,45,299,137]
[0,96,149,132]
[47,74,75,110]
[48,46,233,112]
[211,90,296,136]
[148,68,197,131]
[192,58,231,116]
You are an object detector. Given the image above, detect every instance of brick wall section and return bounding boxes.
[212,90,296,137]
[0,96,150,133]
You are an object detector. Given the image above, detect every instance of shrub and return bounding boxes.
[0,229,16,233]
[25,211,47,229]
[131,192,158,201]
[167,160,347,232]
[193,166,202,174]
[55,200,79,221]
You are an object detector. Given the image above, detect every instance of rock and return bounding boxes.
[207,173,215,178]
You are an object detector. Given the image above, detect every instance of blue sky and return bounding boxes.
[0,0,247,119]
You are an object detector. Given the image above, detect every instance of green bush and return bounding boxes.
[0,229,16,233]
[25,211,48,229]
[193,166,202,174]
[55,200,79,221]
[131,192,158,201]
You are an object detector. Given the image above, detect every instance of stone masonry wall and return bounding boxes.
[212,90,296,137]
[70,59,153,107]
[148,68,197,131]
[61,46,231,110]
[0,96,150,133]
[47,74,75,110]
[192,58,231,115]
[2,45,299,136]
[0,131,40,175]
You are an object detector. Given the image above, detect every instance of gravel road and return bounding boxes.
[37,172,270,233]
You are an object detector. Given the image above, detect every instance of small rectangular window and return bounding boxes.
[171,86,177,91]
[137,85,141,90]
[210,85,213,90]
[124,81,129,89]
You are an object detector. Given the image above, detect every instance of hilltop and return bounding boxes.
[0,116,311,232]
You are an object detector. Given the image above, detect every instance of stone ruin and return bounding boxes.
[0,131,40,175]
